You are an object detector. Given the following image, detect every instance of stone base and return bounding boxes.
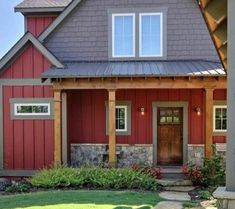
[117,145,152,167]
[187,144,205,166]
[71,144,153,167]
[213,187,235,209]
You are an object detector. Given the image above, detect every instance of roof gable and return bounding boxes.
[0,32,64,72]
[43,0,220,62]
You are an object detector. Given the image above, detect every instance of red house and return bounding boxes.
[0,0,227,175]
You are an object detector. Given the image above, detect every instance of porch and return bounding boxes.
[42,61,227,167]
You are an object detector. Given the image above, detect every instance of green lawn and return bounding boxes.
[0,190,163,209]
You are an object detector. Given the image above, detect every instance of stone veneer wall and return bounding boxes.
[71,144,153,167]
[187,144,205,166]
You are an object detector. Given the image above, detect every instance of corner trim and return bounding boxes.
[152,101,188,166]
[0,85,3,169]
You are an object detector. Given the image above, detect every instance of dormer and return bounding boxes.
[14,0,72,36]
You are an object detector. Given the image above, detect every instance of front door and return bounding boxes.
[157,107,183,165]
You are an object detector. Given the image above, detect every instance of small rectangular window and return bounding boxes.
[112,14,135,57]
[116,105,127,132]
[213,106,227,132]
[139,13,163,57]
[14,103,50,116]
[106,101,131,135]
[10,98,54,120]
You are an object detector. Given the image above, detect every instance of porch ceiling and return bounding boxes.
[199,0,227,70]
[42,60,225,79]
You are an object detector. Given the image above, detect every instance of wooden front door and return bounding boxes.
[157,107,183,165]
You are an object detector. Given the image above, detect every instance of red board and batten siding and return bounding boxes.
[27,16,57,37]
[67,89,227,146]
[1,44,52,79]
[3,86,54,170]
[0,43,54,170]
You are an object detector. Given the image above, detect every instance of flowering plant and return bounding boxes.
[182,163,203,185]
[131,164,162,179]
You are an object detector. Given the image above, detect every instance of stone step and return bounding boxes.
[160,166,186,179]
[164,186,195,192]
[154,201,183,209]
[157,179,193,187]
[159,191,191,201]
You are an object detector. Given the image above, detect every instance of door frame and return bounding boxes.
[152,102,188,166]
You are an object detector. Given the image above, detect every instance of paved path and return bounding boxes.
[154,201,183,209]
[159,191,191,201]
[154,190,217,209]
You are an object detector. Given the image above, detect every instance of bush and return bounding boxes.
[29,166,159,191]
[198,190,212,200]
[29,166,85,188]
[5,182,31,193]
[183,145,225,187]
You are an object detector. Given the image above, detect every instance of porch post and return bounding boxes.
[204,88,214,158]
[226,0,235,191]
[54,90,62,165]
[108,89,117,167]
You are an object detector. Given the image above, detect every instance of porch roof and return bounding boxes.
[41,60,226,79]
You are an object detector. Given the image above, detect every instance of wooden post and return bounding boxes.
[54,90,62,165]
[108,89,116,167]
[204,88,214,158]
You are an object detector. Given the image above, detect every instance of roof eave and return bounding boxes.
[15,7,65,14]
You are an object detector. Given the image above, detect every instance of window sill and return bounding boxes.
[213,132,227,136]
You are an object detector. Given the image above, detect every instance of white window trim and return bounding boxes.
[139,13,163,57]
[213,105,227,132]
[116,105,128,132]
[14,103,51,116]
[112,13,136,58]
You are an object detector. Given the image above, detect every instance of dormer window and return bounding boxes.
[109,8,167,60]
[112,14,135,57]
[139,13,163,57]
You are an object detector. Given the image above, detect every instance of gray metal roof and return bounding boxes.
[41,61,226,79]
[15,0,71,10]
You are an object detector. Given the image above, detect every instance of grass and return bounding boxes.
[0,190,163,209]
[183,201,200,208]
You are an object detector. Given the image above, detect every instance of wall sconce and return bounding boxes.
[138,107,145,116]
[195,107,201,116]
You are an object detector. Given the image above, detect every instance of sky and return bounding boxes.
[0,0,24,59]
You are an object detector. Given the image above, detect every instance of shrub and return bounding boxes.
[5,182,31,193]
[183,145,225,187]
[29,166,85,188]
[198,190,212,200]
[29,166,159,191]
